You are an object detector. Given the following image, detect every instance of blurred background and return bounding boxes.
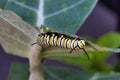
[0,0,120,80]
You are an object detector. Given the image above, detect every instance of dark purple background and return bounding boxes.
[0,3,118,80]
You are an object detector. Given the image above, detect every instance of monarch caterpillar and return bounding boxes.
[32,30,95,60]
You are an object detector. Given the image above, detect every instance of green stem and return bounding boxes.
[28,45,44,80]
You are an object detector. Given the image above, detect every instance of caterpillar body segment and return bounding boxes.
[33,32,90,60]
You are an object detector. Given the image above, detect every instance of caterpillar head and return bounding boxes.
[81,40,85,46]
[31,34,41,46]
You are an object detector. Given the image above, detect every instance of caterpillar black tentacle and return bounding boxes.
[31,42,37,46]
[33,32,90,60]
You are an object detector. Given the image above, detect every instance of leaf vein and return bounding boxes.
[44,0,84,19]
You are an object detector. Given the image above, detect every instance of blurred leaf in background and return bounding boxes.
[9,63,29,80]
[9,63,120,80]
[44,66,120,80]
[97,32,120,48]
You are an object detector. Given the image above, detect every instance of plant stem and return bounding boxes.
[28,45,44,80]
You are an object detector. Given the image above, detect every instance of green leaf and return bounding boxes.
[48,52,113,72]
[97,32,120,48]
[44,0,98,34]
[9,63,120,80]
[42,46,113,72]
[8,63,29,80]
[3,0,39,26]
[0,0,7,8]
[88,32,120,71]
[44,66,91,80]
[0,9,38,58]
[44,66,120,80]
[93,32,120,62]
[1,0,98,34]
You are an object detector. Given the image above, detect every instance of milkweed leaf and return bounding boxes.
[44,0,98,34]
[0,9,38,58]
[9,63,120,80]
[9,63,29,80]
[3,0,98,34]
[44,66,120,80]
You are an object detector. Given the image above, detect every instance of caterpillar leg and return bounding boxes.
[69,46,78,53]
[69,46,90,60]
[69,37,81,53]
[31,42,38,46]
